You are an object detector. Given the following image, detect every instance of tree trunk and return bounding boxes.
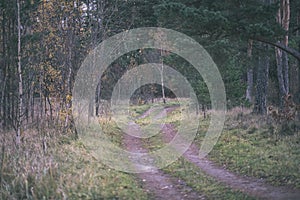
[0,72,7,128]
[64,26,74,129]
[276,48,287,94]
[254,48,270,115]
[298,15,300,104]
[246,69,254,103]
[275,0,290,106]
[1,9,7,129]
[16,0,23,145]
[95,82,101,116]
[39,69,44,124]
[161,61,166,104]
[246,40,254,103]
[283,52,289,94]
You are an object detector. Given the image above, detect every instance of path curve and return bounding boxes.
[123,106,204,199]
[161,107,300,200]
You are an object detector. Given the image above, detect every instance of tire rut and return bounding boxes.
[123,108,204,200]
[162,122,300,200]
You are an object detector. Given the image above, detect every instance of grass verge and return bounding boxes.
[162,105,300,189]
[0,120,148,199]
[209,110,300,188]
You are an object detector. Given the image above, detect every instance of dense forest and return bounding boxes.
[1,0,300,141]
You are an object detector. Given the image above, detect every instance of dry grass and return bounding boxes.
[0,123,147,199]
[0,128,62,199]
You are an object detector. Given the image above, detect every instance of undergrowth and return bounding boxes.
[0,120,148,199]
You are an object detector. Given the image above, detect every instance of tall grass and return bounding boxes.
[0,122,148,199]
[0,128,63,199]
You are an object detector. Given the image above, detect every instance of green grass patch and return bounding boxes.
[56,139,148,199]
[129,104,152,118]
[142,134,165,152]
[129,99,181,119]
[160,106,300,189]
[209,124,300,188]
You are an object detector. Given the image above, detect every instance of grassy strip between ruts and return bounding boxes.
[132,104,255,199]
[138,127,255,199]
[129,99,181,119]
[163,157,255,200]
[162,105,300,189]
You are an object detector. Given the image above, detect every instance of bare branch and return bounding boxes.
[252,37,300,61]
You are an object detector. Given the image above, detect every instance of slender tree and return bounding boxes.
[246,40,254,104]
[16,0,23,144]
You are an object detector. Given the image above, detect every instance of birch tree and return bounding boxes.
[16,0,23,145]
